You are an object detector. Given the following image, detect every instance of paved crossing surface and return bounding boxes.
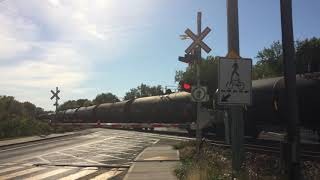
[0,163,125,180]
[0,128,191,179]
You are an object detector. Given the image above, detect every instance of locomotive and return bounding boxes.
[40,74,320,137]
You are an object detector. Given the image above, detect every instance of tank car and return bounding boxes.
[96,100,130,123]
[127,92,195,123]
[246,75,320,134]
[46,92,196,124]
[40,74,320,137]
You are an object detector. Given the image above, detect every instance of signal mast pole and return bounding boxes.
[196,12,202,143]
[180,12,211,151]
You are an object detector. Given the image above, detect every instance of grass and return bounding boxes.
[174,140,320,180]
[175,140,234,180]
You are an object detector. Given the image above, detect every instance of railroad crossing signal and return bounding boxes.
[178,54,197,64]
[51,87,60,112]
[191,86,209,102]
[184,27,211,54]
[50,87,60,100]
[178,12,212,151]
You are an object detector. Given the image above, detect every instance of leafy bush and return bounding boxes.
[175,141,233,180]
[0,117,52,139]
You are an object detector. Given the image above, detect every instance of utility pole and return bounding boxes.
[280,0,300,179]
[227,0,244,173]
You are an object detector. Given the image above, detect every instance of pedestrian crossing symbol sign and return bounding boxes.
[218,57,252,105]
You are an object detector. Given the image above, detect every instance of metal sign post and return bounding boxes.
[179,12,211,147]
[280,0,300,179]
[50,87,60,113]
[225,0,245,174]
[217,56,252,173]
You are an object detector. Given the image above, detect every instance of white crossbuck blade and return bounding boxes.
[184,27,211,54]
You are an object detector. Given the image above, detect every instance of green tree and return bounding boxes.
[35,107,44,116]
[296,37,320,73]
[124,88,139,100]
[0,96,42,120]
[22,102,37,118]
[58,100,79,110]
[253,41,283,79]
[149,85,164,96]
[76,99,92,107]
[58,99,93,110]
[0,96,25,120]
[252,37,320,79]
[124,84,164,100]
[93,93,120,104]
[0,95,50,139]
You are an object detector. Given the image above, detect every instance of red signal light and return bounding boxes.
[183,83,191,90]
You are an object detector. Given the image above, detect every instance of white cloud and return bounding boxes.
[0,12,38,59]
[0,43,91,110]
[48,0,61,7]
[0,0,158,110]
[0,44,89,87]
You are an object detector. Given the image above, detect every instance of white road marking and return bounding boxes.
[143,134,193,141]
[57,152,106,165]
[60,136,118,152]
[37,156,52,163]
[0,166,24,174]
[152,139,160,144]
[94,154,125,160]
[16,136,118,164]
[0,163,15,166]
[105,143,143,148]
[66,149,91,153]
[4,130,184,172]
[0,137,75,153]
[23,168,72,180]
[106,147,137,151]
[58,167,97,180]
[103,150,132,155]
[0,167,45,180]
[90,169,122,180]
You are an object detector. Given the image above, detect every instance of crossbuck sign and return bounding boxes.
[50,87,60,100]
[184,27,211,54]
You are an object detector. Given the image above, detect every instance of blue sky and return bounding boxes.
[0,0,319,110]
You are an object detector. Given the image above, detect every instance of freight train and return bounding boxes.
[39,74,320,137]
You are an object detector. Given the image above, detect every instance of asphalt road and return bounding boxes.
[0,128,191,180]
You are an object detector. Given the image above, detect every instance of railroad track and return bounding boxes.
[119,128,320,160]
[208,138,320,161]
[119,128,320,161]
